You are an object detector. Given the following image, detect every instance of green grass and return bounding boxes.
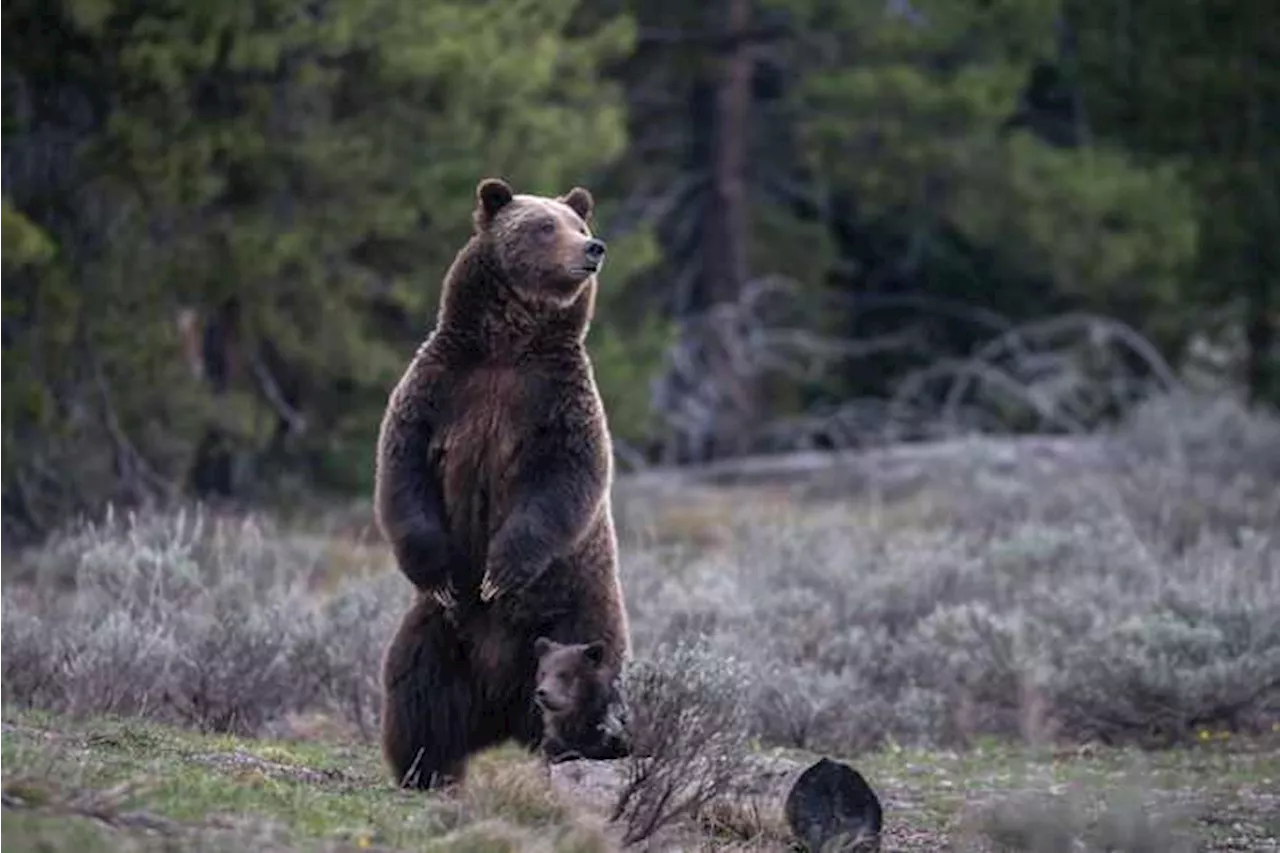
[848,734,1280,850]
[4,707,1278,852]
[1,707,608,852]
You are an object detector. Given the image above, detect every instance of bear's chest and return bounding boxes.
[434,368,532,540]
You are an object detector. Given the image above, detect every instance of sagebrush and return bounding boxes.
[1,508,401,736]
[3,393,1278,757]
[607,639,753,845]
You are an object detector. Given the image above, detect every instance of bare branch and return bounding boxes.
[651,276,929,461]
[247,351,308,436]
[88,351,172,501]
[889,313,1185,441]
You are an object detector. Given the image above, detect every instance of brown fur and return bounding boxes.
[374,177,631,789]
[533,636,630,764]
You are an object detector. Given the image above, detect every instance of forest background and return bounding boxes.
[4,0,1278,542]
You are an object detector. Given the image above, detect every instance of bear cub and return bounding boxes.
[534,636,631,764]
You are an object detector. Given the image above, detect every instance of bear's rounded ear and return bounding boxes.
[534,636,554,658]
[560,186,594,222]
[476,178,515,226]
[583,641,605,665]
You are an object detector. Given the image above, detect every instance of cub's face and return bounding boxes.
[533,636,609,718]
[473,178,606,307]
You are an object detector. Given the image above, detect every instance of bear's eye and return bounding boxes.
[539,219,556,235]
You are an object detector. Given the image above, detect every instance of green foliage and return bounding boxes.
[4,0,1277,534]
[585,222,673,449]
[776,0,1201,338]
[590,314,675,452]
[0,203,75,486]
[3,0,642,531]
[1070,0,1280,403]
[780,0,1057,206]
[1,200,57,269]
[101,0,634,489]
[951,137,1199,339]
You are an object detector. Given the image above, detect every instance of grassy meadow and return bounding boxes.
[3,393,1278,851]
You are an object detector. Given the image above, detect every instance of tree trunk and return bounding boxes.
[699,0,757,460]
[703,0,752,309]
[187,297,241,498]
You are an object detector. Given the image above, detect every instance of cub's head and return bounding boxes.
[472,177,606,308]
[534,636,632,763]
[533,636,611,719]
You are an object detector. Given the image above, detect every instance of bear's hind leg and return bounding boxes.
[466,651,544,761]
[380,599,475,790]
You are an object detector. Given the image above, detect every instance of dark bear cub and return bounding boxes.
[534,636,630,763]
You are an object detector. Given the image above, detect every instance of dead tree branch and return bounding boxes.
[651,276,928,461]
[888,313,1185,441]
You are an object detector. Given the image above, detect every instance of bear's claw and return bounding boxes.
[431,586,458,610]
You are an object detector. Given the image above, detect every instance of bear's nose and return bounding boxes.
[585,238,606,261]
[535,687,549,703]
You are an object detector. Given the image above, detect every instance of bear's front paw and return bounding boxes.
[478,560,525,603]
[396,532,460,594]
[428,582,468,626]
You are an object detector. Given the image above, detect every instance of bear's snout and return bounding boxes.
[584,238,606,267]
[535,686,563,712]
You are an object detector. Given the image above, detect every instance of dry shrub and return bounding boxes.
[1115,392,1280,484]
[619,395,1280,753]
[3,391,1277,757]
[1,507,402,737]
[608,639,753,846]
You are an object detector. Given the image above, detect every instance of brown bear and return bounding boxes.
[374,176,631,790]
[533,636,631,764]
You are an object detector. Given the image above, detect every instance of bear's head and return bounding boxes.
[534,636,609,715]
[472,177,606,309]
[533,636,629,762]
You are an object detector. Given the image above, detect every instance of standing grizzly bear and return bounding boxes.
[374,177,631,790]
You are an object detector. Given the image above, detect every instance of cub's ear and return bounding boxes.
[582,641,605,666]
[534,636,555,659]
[475,178,515,228]
[560,186,594,222]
